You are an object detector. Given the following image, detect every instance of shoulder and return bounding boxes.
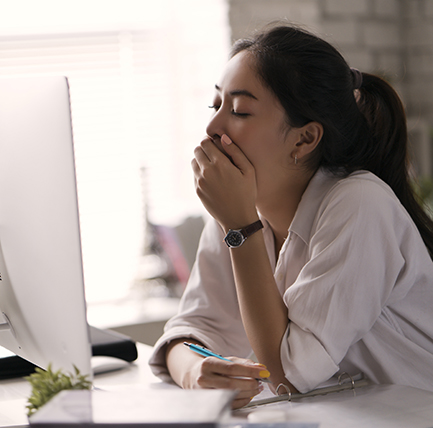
[327,170,396,202]
[319,170,404,218]
[291,169,407,244]
[310,170,419,243]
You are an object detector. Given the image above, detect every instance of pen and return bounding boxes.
[184,342,232,361]
[183,342,272,383]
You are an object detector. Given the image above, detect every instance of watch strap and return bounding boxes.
[241,219,263,238]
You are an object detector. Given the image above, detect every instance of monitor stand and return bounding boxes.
[0,313,15,336]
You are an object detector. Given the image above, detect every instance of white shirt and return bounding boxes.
[149,169,433,393]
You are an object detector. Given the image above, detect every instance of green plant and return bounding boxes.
[412,176,433,217]
[25,364,92,416]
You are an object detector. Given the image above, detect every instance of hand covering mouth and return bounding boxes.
[209,136,234,164]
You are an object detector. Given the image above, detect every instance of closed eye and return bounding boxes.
[231,110,250,117]
[208,105,250,118]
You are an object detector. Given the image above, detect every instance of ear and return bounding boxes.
[293,121,323,160]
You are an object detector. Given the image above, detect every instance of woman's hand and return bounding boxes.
[191,135,259,231]
[166,339,269,409]
[187,355,269,409]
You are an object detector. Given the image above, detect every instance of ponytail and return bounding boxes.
[356,73,407,202]
[356,73,433,257]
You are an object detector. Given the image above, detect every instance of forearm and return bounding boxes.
[228,231,296,391]
[166,339,204,389]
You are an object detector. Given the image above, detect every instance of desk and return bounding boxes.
[0,343,170,428]
[1,343,433,428]
[234,384,433,427]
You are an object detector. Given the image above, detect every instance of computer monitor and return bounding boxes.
[0,76,93,379]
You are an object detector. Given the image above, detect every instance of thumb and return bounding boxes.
[221,134,252,173]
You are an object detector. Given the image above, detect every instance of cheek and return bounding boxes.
[225,125,255,151]
[233,134,261,157]
[229,122,286,160]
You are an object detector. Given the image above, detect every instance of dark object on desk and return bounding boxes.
[0,326,138,379]
[90,326,138,362]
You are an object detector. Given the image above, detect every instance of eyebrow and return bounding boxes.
[215,84,258,101]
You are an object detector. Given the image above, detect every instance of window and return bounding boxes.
[0,0,230,303]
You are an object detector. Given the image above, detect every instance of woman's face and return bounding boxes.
[206,51,298,184]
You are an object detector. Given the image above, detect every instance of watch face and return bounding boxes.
[225,230,244,248]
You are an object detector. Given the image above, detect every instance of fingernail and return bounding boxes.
[221,134,232,145]
[255,363,267,368]
[259,369,271,378]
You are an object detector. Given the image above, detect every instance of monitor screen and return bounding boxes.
[0,76,92,379]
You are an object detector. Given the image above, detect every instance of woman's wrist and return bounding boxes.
[166,339,203,389]
[221,215,261,234]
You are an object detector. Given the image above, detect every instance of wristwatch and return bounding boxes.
[223,220,263,248]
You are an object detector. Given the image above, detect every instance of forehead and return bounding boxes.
[216,51,286,119]
[216,51,266,98]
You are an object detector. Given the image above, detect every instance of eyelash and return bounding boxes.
[208,105,250,117]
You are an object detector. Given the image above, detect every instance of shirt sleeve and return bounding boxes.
[148,218,252,381]
[281,177,417,392]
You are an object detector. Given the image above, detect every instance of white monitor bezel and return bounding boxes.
[0,76,92,379]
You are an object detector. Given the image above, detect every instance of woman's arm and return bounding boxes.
[192,137,297,392]
[226,232,295,391]
[166,338,269,409]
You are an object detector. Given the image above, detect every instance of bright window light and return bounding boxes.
[0,0,230,303]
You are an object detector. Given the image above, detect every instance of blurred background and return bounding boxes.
[1,0,432,344]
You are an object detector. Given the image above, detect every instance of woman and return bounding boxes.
[149,24,433,408]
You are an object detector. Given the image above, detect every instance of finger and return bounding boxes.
[191,157,199,174]
[229,356,264,366]
[221,134,253,173]
[197,374,263,407]
[199,375,262,396]
[197,366,260,391]
[193,144,212,166]
[232,383,264,409]
[199,138,227,164]
[214,358,271,381]
[234,382,264,399]
[198,358,270,391]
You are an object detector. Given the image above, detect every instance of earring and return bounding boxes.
[295,154,298,165]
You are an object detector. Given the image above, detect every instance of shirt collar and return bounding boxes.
[288,168,341,245]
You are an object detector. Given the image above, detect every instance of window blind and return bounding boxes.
[0,1,230,303]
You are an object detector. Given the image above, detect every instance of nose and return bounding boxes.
[205,108,225,143]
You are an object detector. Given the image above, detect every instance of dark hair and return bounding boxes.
[231,24,433,258]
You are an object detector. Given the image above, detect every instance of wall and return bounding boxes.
[227,0,433,177]
[402,1,433,123]
[228,0,404,81]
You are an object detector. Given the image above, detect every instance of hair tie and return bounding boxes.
[350,68,363,89]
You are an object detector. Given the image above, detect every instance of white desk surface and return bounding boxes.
[0,343,166,427]
[1,342,433,428]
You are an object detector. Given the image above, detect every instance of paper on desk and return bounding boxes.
[29,388,237,427]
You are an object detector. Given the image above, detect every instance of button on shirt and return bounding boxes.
[149,169,433,393]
